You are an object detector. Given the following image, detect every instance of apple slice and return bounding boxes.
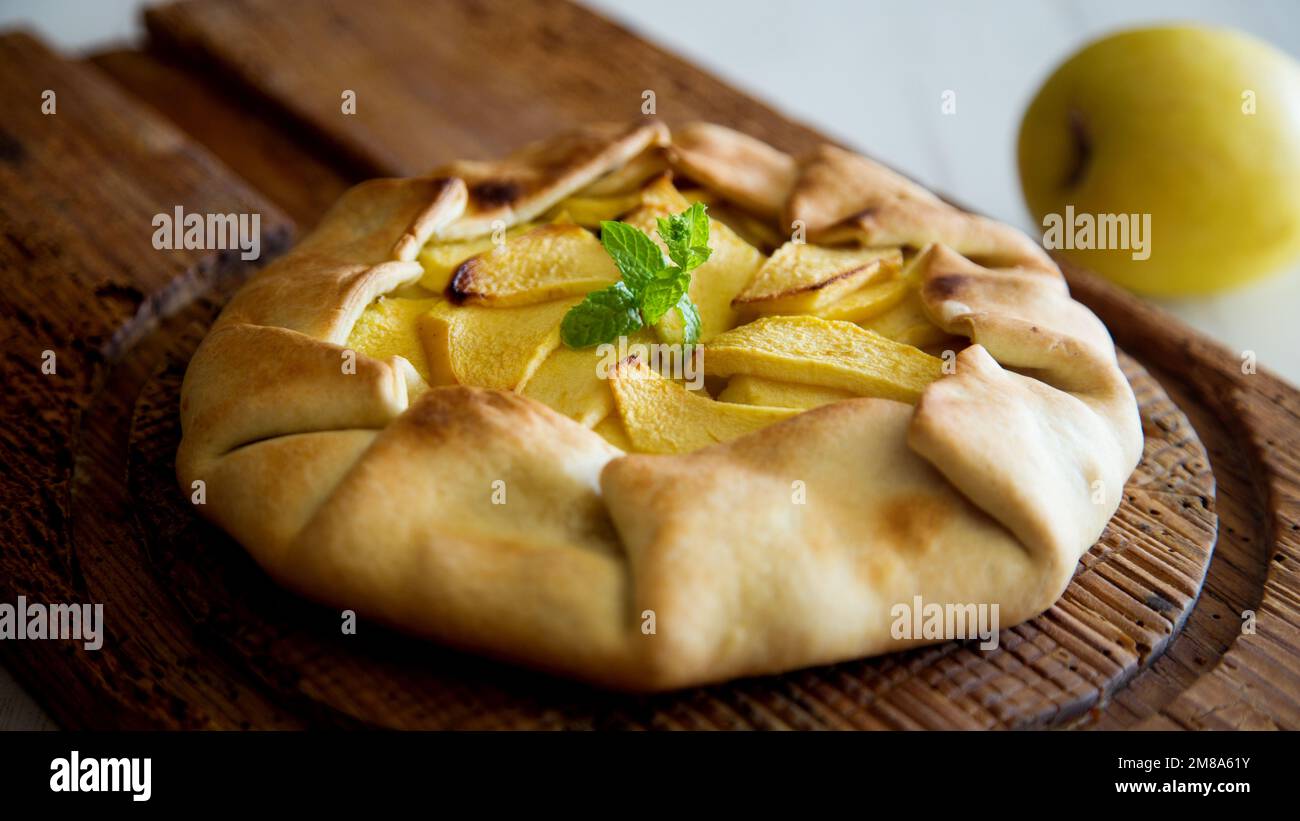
[733,243,902,315]
[625,176,766,341]
[813,278,909,323]
[610,358,796,454]
[346,296,441,382]
[703,315,942,403]
[416,223,537,292]
[592,413,633,451]
[717,374,854,411]
[858,288,950,348]
[418,297,578,391]
[521,344,615,428]
[633,173,693,214]
[449,223,618,306]
[544,192,643,228]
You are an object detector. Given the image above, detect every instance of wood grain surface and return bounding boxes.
[1061,264,1300,729]
[0,0,1295,728]
[0,30,300,728]
[143,0,826,176]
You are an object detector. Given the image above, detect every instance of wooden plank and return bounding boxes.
[144,0,825,175]
[0,30,300,728]
[89,47,353,228]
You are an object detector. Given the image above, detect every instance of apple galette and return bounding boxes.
[178,122,1141,690]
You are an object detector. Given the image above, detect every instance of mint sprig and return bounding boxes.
[597,221,663,294]
[657,203,711,272]
[559,282,644,348]
[560,203,711,349]
[639,270,691,325]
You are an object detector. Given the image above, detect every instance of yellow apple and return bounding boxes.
[1018,26,1300,295]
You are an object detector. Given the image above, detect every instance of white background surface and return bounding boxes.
[0,0,1297,729]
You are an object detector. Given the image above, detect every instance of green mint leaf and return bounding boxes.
[599,220,666,295]
[675,293,702,347]
[654,292,702,347]
[639,268,691,325]
[561,281,644,348]
[656,202,712,272]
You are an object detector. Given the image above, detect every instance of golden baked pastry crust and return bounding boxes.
[177,121,1142,691]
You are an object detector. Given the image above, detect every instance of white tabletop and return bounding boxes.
[0,0,1297,729]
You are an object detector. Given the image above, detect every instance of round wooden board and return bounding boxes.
[114,302,1218,730]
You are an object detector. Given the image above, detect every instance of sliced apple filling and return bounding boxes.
[346,173,956,455]
[733,242,902,315]
[345,295,441,382]
[717,374,854,411]
[858,288,952,348]
[544,192,643,228]
[812,278,909,323]
[450,223,619,306]
[416,223,538,292]
[592,413,634,451]
[521,344,617,428]
[704,315,942,403]
[609,359,797,454]
[418,298,578,391]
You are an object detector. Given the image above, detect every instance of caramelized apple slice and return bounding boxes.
[703,315,941,403]
[625,176,765,341]
[522,344,616,428]
[733,243,902,315]
[416,223,536,292]
[418,298,577,391]
[449,223,618,306]
[346,296,441,383]
[813,278,909,323]
[610,359,796,454]
[717,374,854,411]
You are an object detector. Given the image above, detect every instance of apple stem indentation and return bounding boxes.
[1065,108,1092,190]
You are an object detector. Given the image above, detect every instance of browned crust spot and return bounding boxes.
[923,274,969,302]
[878,492,952,554]
[470,179,522,209]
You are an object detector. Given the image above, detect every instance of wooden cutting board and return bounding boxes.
[0,0,1296,728]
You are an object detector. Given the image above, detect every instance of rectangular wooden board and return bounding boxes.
[0,30,301,729]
